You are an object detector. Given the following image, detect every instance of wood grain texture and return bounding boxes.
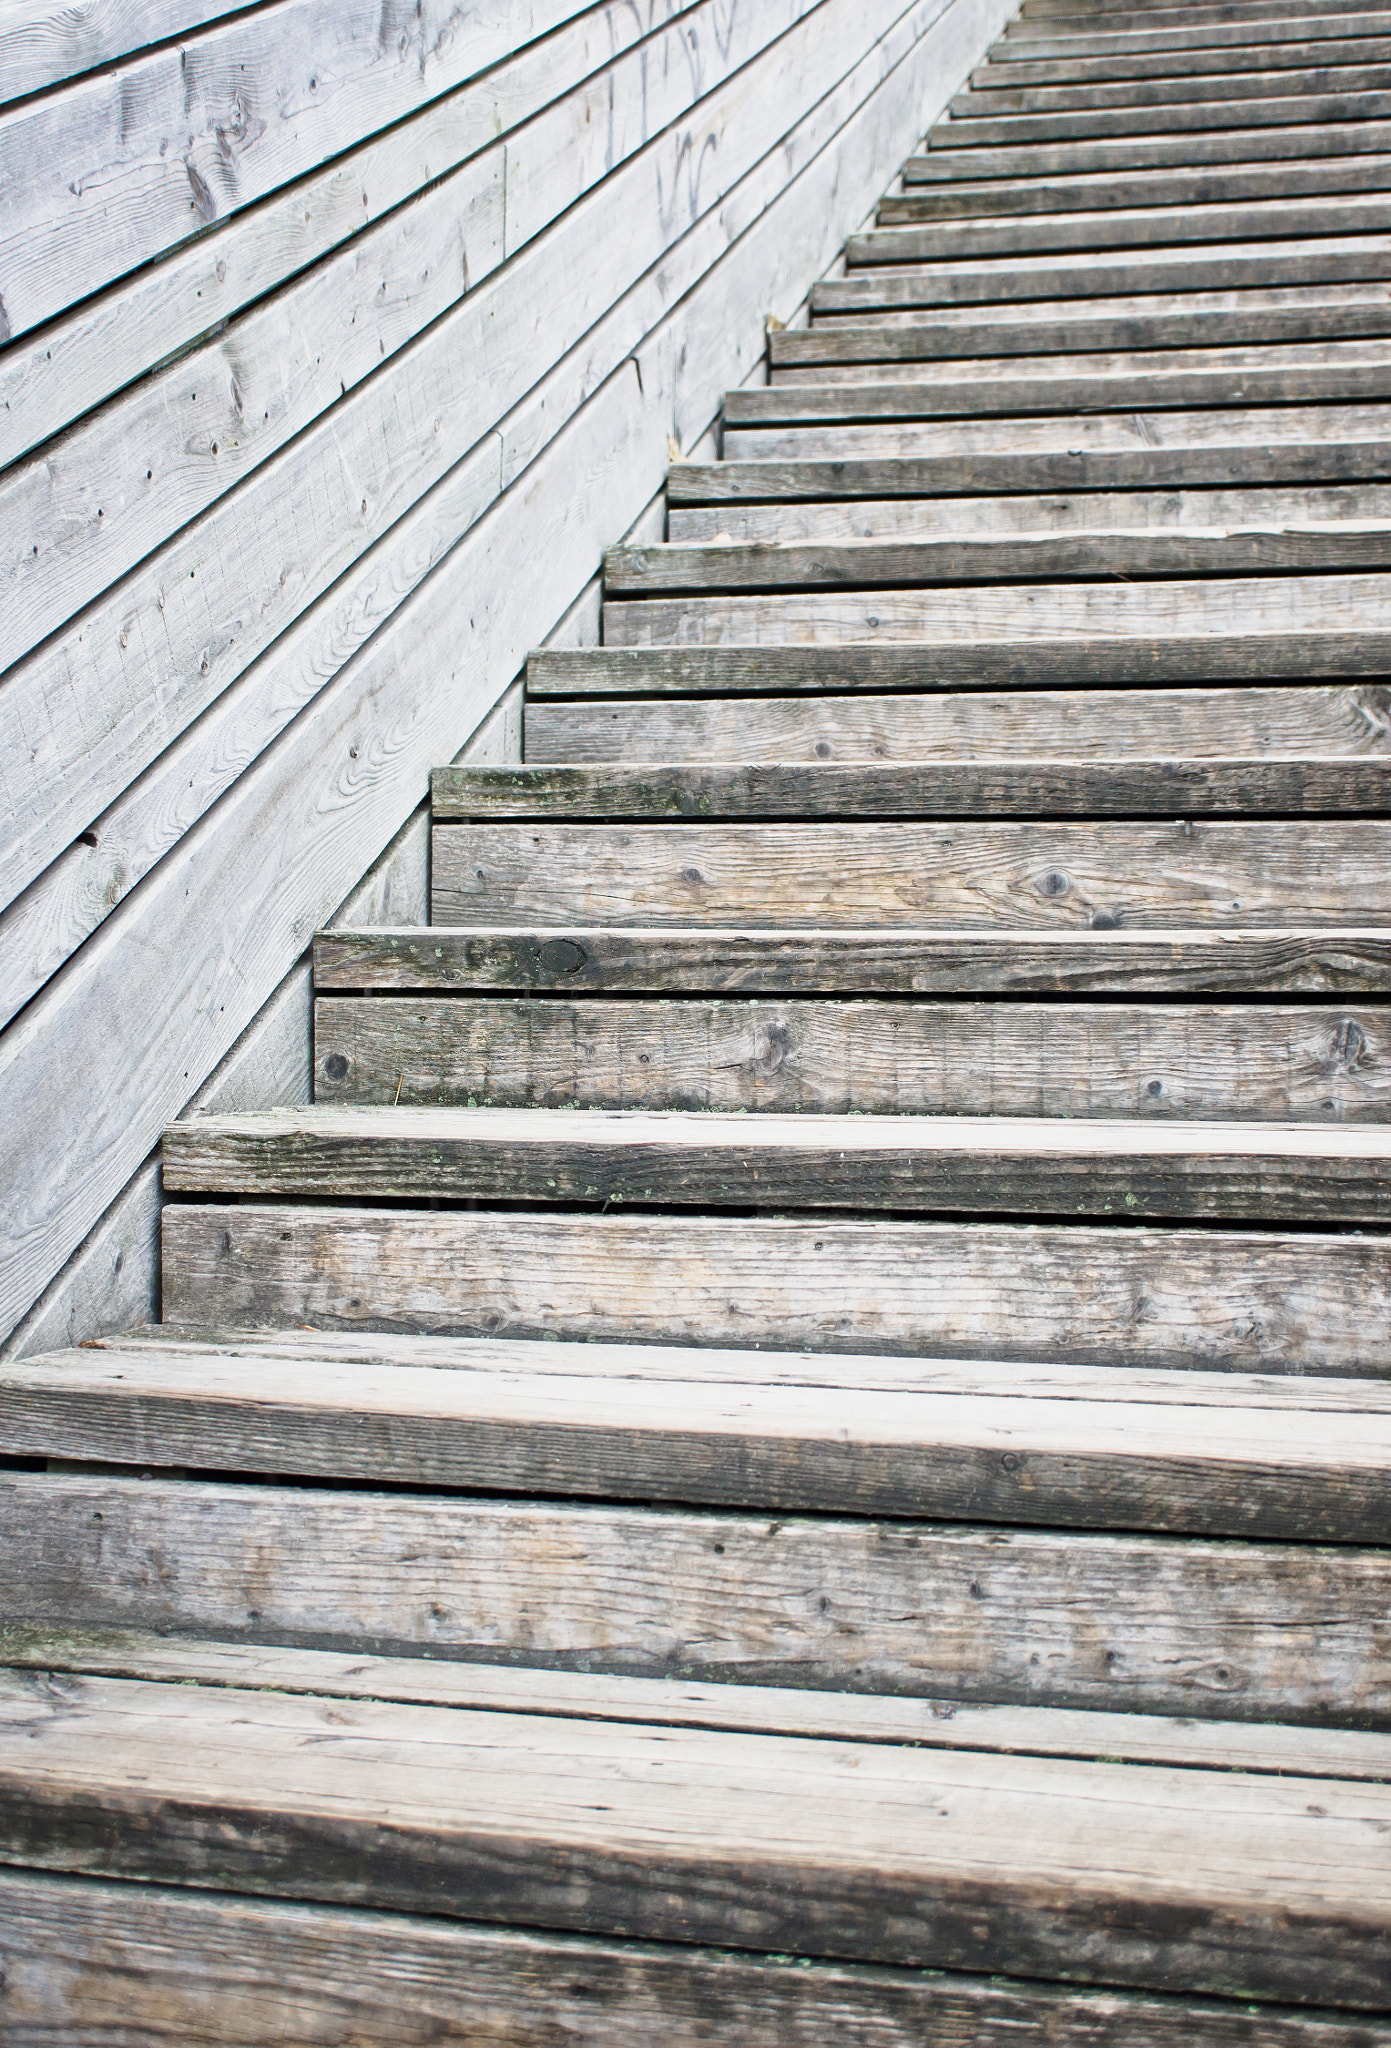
[881,159,1391,219]
[663,486,1391,539]
[159,1201,1391,1373]
[969,37,1391,85]
[431,818,1391,930]
[525,681,1391,761]
[669,446,1391,498]
[159,1103,1391,1223]
[933,88,1391,145]
[313,993,1391,1123]
[10,1337,1391,1536]
[903,119,1391,181]
[314,925,1391,997]
[10,1872,1379,2048]
[10,1471,1391,1714]
[951,61,1391,115]
[435,757,1391,818]
[855,193,1391,257]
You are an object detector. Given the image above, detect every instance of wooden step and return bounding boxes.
[13,1332,1391,1535]
[313,992,1391,1122]
[663,486,1391,539]
[784,286,1391,357]
[433,757,1391,818]
[527,640,1391,688]
[602,576,1391,646]
[605,530,1391,588]
[15,1870,1385,2048]
[160,1199,1391,1371]
[431,817,1391,930]
[737,367,1391,419]
[523,680,1391,762]
[12,1467,1391,1709]
[932,92,1391,148]
[880,159,1391,220]
[968,37,1391,84]
[816,240,1391,305]
[673,444,1391,496]
[315,923,1391,995]
[161,1104,1391,1222]
[5,1663,1389,2000]
[852,197,1391,257]
[903,121,1391,181]
[949,61,1391,116]
[998,13,1391,61]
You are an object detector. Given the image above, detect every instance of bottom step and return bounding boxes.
[2,1643,1390,2011]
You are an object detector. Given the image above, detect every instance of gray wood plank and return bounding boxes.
[777,297,1391,357]
[902,120,1391,181]
[950,61,1391,114]
[930,90,1391,146]
[851,195,1391,258]
[996,11,1391,57]
[11,1873,1372,2048]
[605,528,1391,585]
[313,925,1391,998]
[14,1337,1391,1535]
[433,758,1391,819]
[880,159,1391,219]
[5,1669,1389,1999]
[663,486,1391,539]
[161,1104,1391,1223]
[17,1624,1391,1769]
[969,35,1391,83]
[739,364,1391,416]
[671,444,1391,494]
[527,639,1391,688]
[12,1469,1391,1710]
[813,240,1391,308]
[313,993,1391,1124]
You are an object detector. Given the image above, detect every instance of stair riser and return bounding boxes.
[314,996,1391,1123]
[160,1206,1391,1377]
[10,1476,1389,1724]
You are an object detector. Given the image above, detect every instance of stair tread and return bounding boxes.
[2,1663,1387,1999]
[11,1627,1391,1775]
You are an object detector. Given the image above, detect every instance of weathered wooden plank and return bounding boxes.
[740,363,1391,416]
[12,1470,1391,1710]
[996,12,1391,58]
[314,993,1391,1124]
[160,1201,1391,1372]
[528,639,1391,689]
[814,239,1391,307]
[14,1338,1391,1535]
[970,35,1391,83]
[161,1104,1391,1224]
[0,0,245,102]
[903,120,1391,180]
[19,1624,1391,1770]
[313,925,1391,998]
[663,486,1391,539]
[1014,0,1391,28]
[773,343,1391,382]
[605,527,1391,584]
[931,90,1391,146]
[950,60,1391,115]
[6,1670,1390,2000]
[434,757,1391,819]
[777,297,1391,356]
[852,195,1391,258]
[673,446,1391,496]
[603,576,1391,647]
[12,1872,1375,2048]
[880,159,1391,220]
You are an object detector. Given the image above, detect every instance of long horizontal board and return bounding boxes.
[603,576,1391,644]
[814,240,1391,306]
[6,1670,1390,1999]
[931,90,1391,145]
[433,757,1391,818]
[314,993,1391,1124]
[903,120,1391,180]
[997,7,1391,53]
[11,1873,1371,2048]
[161,1104,1391,1222]
[733,365,1391,417]
[770,339,1391,381]
[663,485,1391,540]
[314,926,1391,997]
[527,638,1391,687]
[14,1342,1391,1535]
[605,529,1391,586]
[880,158,1391,219]
[851,194,1391,256]
[971,35,1391,83]
[780,299,1391,356]
[13,1470,1391,1710]
[950,60,1391,114]
[525,679,1391,760]
[671,446,1391,494]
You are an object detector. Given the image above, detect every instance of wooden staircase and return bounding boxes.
[6,2,1391,2036]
